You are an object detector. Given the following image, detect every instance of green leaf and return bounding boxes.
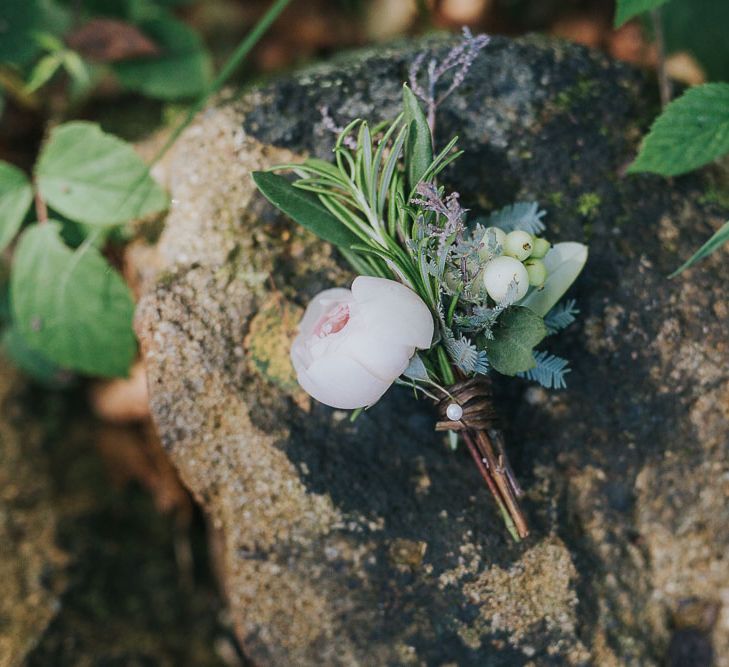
[614,0,669,27]
[10,222,136,377]
[0,161,33,252]
[36,121,168,226]
[669,220,729,277]
[2,327,68,386]
[252,171,360,249]
[402,84,433,194]
[24,52,63,93]
[628,83,729,176]
[484,306,547,376]
[113,16,212,99]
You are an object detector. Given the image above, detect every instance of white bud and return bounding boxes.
[482,256,529,302]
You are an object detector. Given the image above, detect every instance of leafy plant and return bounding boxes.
[617,0,729,274]
[0,0,294,381]
[0,122,164,377]
[2,0,211,103]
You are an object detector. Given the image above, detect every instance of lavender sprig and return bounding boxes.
[409,28,490,133]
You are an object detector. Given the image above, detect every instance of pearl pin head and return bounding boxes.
[446,403,463,421]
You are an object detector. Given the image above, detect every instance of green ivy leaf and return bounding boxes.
[614,0,669,27]
[484,306,547,376]
[10,222,136,377]
[113,16,212,99]
[670,220,729,277]
[628,83,729,176]
[403,84,433,195]
[36,121,168,226]
[0,161,33,252]
[252,171,360,249]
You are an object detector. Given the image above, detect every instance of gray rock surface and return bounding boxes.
[135,35,729,666]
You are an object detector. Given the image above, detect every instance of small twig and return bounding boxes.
[474,429,529,539]
[651,8,672,108]
[34,187,48,223]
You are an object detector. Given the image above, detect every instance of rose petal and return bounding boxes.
[296,352,390,409]
[337,320,414,382]
[298,288,352,336]
[351,276,434,349]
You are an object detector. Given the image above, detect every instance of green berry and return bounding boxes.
[524,258,547,287]
[503,230,533,261]
[531,237,551,259]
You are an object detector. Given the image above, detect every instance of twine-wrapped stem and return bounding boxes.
[436,376,529,541]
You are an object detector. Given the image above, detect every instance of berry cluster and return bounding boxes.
[477,227,551,303]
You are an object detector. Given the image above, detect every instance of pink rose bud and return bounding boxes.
[290,276,434,409]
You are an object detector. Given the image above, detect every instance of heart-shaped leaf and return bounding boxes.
[11,222,136,377]
[36,122,168,226]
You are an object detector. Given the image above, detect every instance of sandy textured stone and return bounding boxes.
[135,35,729,665]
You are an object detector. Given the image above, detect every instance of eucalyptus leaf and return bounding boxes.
[403,353,430,382]
[36,121,168,226]
[0,161,33,252]
[10,222,136,377]
[520,242,588,317]
[403,84,433,194]
[484,306,547,376]
[253,171,360,249]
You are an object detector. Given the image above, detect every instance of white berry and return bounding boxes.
[482,256,529,302]
[503,230,533,261]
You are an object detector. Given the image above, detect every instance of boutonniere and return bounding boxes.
[254,32,587,541]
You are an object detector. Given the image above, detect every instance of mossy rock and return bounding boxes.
[135,35,729,665]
